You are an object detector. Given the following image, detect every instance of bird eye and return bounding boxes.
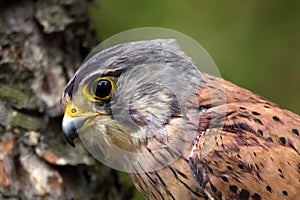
[83,77,115,102]
[95,79,113,99]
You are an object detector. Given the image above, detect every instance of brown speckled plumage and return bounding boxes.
[189,74,300,199]
[129,73,300,199]
[61,39,300,200]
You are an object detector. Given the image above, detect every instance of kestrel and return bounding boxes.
[61,39,300,199]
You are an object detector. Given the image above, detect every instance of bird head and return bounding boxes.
[61,39,202,171]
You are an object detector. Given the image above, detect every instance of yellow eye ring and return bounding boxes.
[83,77,115,102]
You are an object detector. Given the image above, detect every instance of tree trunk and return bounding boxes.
[0,0,133,199]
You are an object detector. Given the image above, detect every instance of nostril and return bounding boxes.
[71,108,77,113]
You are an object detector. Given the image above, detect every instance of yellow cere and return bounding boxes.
[65,103,100,118]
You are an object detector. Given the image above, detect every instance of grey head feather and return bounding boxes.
[63,39,202,137]
[64,39,202,98]
[63,39,204,171]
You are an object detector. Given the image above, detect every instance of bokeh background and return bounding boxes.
[89,1,300,199]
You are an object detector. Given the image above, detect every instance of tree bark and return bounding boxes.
[0,0,134,199]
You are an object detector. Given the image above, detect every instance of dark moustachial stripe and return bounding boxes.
[64,75,76,99]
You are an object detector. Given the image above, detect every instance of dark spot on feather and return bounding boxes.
[292,128,299,136]
[235,122,256,133]
[278,169,282,173]
[226,110,236,117]
[255,164,259,170]
[254,118,263,125]
[282,191,288,196]
[210,183,217,193]
[257,129,263,136]
[199,105,210,111]
[221,143,225,149]
[213,161,219,166]
[256,172,262,180]
[272,116,281,122]
[287,139,297,152]
[266,185,272,193]
[279,174,284,179]
[221,176,228,182]
[231,116,238,120]
[237,154,241,159]
[238,163,244,169]
[245,164,254,172]
[279,137,286,145]
[229,185,238,193]
[206,116,212,120]
[240,107,246,110]
[239,189,250,200]
[253,152,257,157]
[174,168,188,179]
[217,192,222,199]
[264,105,270,108]
[227,166,233,171]
[252,111,260,115]
[238,113,250,119]
[266,137,273,143]
[252,193,261,200]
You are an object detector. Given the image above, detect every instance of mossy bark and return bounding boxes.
[0,0,133,199]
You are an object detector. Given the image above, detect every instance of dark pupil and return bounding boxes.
[95,80,112,99]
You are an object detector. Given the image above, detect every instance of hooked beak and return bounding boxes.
[62,103,99,147]
[62,114,86,147]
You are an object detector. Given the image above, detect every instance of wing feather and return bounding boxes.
[190,75,300,199]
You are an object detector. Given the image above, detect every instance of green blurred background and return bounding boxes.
[89,1,300,199]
